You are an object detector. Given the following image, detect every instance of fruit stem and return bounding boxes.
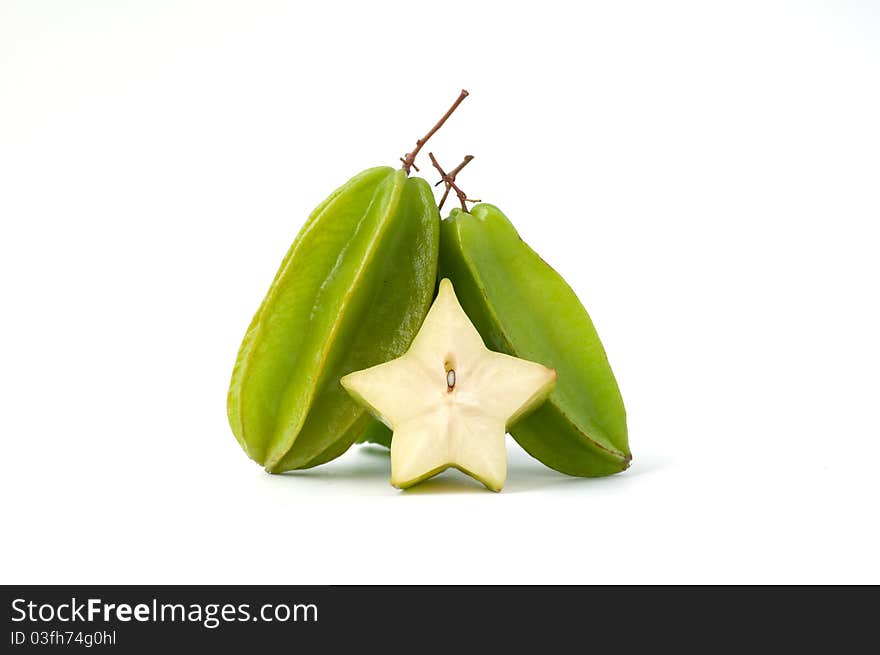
[400,89,469,175]
[429,153,480,212]
[435,154,474,209]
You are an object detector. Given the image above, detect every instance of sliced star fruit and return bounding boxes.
[341,279,556,491]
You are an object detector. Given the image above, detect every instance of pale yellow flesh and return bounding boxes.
[341,279,556,491]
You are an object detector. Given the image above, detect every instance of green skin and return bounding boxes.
[227,167,439,472]
[438,204,630,476]
[356,419,393,449]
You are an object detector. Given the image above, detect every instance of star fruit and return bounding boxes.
[440,204,630,476]
[341,279,557,491]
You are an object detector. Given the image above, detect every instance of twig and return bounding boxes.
[401,90,469,175]
[429,153,480,212]
[436,155,474,209]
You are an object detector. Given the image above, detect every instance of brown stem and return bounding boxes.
[436,155,474,209]
[400,90,469,175]
[429,153,479,212]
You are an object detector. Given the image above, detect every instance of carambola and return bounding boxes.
[227,167,439,472]
[439,204,630,476]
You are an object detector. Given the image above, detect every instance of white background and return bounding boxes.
[2,1,879,584]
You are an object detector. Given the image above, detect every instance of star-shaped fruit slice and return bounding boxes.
[341,278,556,491]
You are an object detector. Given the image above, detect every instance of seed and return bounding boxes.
[446,369,456,390]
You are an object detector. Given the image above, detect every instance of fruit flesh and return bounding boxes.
[341,279,556,491]
[439,205,630,476]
